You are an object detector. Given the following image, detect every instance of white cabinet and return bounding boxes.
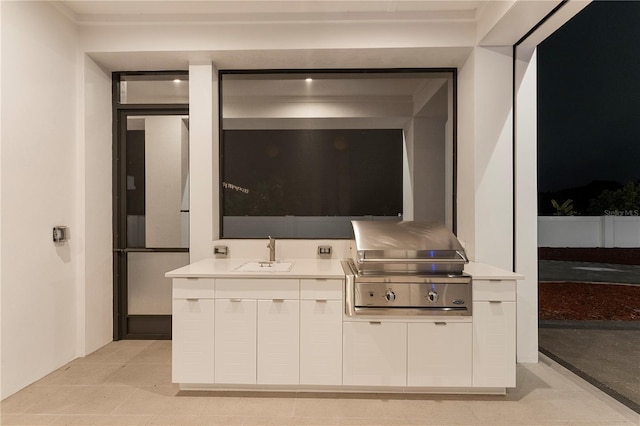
[343,321,407,386]
[257,299,300,384]
[300,279,343,385]
[214,299,257,384]
[342,319,471,388]
[170,262,520,393]
[214,278,300,385]
[472,280,517,388]
[172,278,215,384]
[407,321,472,387]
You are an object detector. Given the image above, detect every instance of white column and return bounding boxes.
[402,121,415,221]
[458,46,514,269]
[515,47,539,363]
[79,55,113,356]
[456,51,477,257]
[188,62,217,262]
[413,117,447,223]
[474,46,514,271]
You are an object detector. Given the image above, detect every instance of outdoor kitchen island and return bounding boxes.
[166,256,523,395]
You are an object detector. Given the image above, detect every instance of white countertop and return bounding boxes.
[166,257,346,279]
[464,262,524,280]
[166,257,524,281]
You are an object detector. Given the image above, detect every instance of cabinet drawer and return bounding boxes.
[473,280,516,302]
[300,279,343,300]
[173,278,215,299]
[216,278,299,299]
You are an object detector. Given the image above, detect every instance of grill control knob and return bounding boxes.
[427,290,439,303]
[385,290,396,302]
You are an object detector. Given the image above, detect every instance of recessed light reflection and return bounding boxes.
[305,77,313,83]
[173,79,181,83]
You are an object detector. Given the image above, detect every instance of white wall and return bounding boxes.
[1,1,79,399]
[80,55,113,356]
[212,239,354,261]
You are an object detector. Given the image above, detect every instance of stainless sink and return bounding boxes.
[235,261,295,273]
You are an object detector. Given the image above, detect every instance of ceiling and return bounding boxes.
[58,2,460,128]
[55,0,571,72]
[54,0,490,72]
[57,1,484,24]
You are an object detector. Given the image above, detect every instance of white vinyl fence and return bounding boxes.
[538,216,640,247]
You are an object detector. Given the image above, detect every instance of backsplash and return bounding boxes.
[212,239,355,260]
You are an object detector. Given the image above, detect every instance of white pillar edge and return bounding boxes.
[514,46,539,363]
[75,50,87,357]
[189,63,215,262]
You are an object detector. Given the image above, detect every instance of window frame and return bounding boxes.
[217,68,458,239]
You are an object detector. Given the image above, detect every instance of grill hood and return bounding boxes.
[352,220,465,252]
[351,220,468,276]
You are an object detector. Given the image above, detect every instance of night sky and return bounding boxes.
[537,0,640,193]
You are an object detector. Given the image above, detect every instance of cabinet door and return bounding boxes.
[407,322,472,387]
[257,299,300,384]
[300,300,343,385]
[172,298,214,384]
[473,301,516,388]
[343,321,407,386]
[214,299,257,384]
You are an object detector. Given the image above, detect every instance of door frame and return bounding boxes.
[112,72,189,340]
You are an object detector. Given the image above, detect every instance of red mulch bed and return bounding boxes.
[539,282,640,321]
[539,247,640,265]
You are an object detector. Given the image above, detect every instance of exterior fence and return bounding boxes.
[538,216,640,247]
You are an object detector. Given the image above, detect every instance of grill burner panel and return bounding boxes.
[355,282,470,309]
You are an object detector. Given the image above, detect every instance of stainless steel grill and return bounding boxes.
[343,220,471,316]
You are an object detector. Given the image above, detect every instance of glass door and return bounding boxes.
[114,111,190,339]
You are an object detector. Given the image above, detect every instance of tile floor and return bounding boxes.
[1,340,638,426]
[539,325,640,412]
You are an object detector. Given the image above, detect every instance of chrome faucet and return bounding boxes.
[267,236,276,261]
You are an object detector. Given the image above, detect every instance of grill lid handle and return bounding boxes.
[359,250,468,264]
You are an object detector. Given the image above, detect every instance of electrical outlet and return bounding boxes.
[317,245,332,255]
[214,245,228,256]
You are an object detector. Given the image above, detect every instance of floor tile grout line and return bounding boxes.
[108,385,143,418]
